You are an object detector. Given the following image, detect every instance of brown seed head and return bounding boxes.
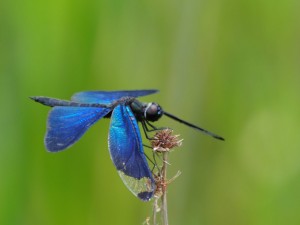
[151,129,183,152]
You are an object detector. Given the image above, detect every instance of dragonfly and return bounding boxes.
[30,89,224,201]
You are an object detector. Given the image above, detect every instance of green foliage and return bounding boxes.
[1,0,299,224]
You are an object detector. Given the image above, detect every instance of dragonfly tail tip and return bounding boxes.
[216,136,225,141]
[29,96,37,101]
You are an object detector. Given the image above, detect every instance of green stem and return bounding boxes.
[161,152,169,225]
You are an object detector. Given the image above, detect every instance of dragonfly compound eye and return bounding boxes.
[144,102,163,122]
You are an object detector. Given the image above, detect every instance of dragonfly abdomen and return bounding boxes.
[29,96,109,108]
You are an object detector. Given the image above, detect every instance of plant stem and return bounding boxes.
[161,152,169,225]
[152,197,158,225]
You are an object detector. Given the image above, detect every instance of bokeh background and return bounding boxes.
[1,0,300,224]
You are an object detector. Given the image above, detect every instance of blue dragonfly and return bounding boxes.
[30,90,224,201]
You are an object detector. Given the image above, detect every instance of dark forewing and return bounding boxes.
[108,104,155,201]
[71,90,158,104]
[46,106,111,151]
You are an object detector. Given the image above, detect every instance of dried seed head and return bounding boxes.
[151,129,183,152]
[153,171,182,199]
[153,173,164,199]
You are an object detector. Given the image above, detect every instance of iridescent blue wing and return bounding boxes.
[46,106,111,152]
[71,89,158,104]
[108,104,155,201]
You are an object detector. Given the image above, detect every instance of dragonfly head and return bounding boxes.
[144,102,163,122]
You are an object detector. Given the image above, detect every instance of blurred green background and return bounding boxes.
[1,0,300,224]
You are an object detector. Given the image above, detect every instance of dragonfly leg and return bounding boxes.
[141,121,155,140]
[145,120,170,132]
[143,144,152,149]
[152,151,162,174]
[144,151,156,168]
[143,145,161,173]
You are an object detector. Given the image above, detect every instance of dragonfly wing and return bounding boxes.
[71,90,158,104]
[46,106,111,152]
[108,104,155,201]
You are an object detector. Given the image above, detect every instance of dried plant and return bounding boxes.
[149,129,183,225]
